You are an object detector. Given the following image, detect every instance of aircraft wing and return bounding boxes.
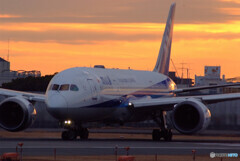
[0,88,45,102]
[172,83,240,94]
[130,93,240,111]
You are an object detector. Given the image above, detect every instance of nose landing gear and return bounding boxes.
[61,127,89,140]
[62,130,77,140]
[78,128,89,140]
[61,121,89,140]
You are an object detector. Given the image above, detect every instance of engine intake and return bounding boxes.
[0,97,36,132]
[171,98,211,134]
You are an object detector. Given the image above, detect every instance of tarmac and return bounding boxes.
[0,133,240,156]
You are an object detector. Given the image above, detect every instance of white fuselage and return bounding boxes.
[45,67,176,124]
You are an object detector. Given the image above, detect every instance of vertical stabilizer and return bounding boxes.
[153,3,176,75]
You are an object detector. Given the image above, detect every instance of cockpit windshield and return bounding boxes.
[59,84,69,91]
[70,84,79,91]
[52,84,60,90]
[49,84,79,91]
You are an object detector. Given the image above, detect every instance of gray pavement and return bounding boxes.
[0,138,240,156]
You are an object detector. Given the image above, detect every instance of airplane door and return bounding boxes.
[87,79,98,101]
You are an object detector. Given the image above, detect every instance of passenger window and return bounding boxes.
[60,84,69,91]
[52,84,59,90]
[70,84,79,91]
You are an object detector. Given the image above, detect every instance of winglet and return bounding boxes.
[153,3,176,75]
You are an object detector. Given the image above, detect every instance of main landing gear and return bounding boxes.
[152,111,173,141]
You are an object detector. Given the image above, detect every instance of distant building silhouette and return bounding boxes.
[0,57,10,73]
[195,66,226,94]
[168,71,193,88]
[0,57,41,86]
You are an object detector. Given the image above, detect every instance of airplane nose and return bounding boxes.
[46,94,68,120]
[46,94,68,108]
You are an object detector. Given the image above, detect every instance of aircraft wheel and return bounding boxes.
[163,129,172,141]
[61,131,68,140]
[61,130,77,140]
[79,128,89,140]
[152,129,161,141]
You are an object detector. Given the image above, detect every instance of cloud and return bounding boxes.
[219,0,240,4]
[1,0,240,23]
[0,14,21,18]
[1,22,240,45]
[219,8,240,15]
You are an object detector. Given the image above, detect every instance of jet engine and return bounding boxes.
[171,98,211,134]
[0,96,36,132]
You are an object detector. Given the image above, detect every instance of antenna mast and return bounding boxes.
[170,59,180,78]
[7,39,10,61]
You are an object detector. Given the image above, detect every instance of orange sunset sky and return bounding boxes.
[1,0,240,79]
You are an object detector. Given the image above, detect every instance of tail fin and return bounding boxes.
[153,3,176,75]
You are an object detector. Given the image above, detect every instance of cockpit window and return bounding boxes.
[50,84,78,91]
[70,84,79,91]
[52,84,59,90]
[59,84,69,91]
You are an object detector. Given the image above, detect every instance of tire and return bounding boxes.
[152,129,160,141]
[79,128,89,140]
[163,130,172,141]
[67,130,77,140]
[61,131,68,140]
[61,130,77,140]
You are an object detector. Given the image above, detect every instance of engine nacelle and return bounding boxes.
[0,96,36,132]
[171,98,211,134]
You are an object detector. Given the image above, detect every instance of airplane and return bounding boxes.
[0,3,240,141]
